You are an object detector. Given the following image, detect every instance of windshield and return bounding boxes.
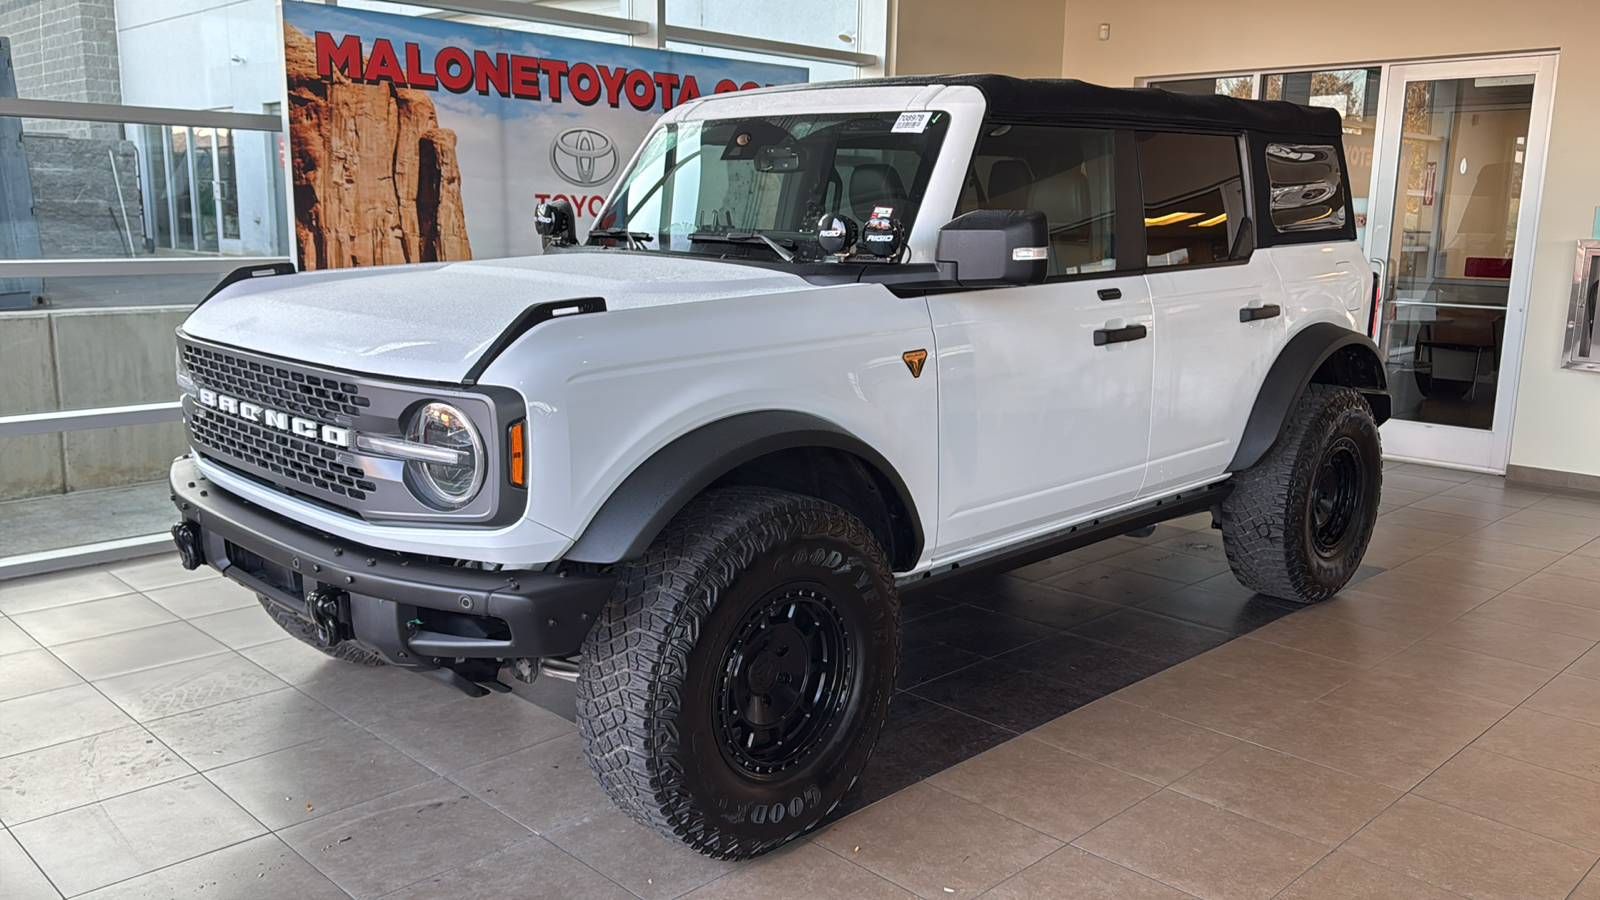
[591,110,951,261]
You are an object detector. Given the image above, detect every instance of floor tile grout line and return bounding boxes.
[1447,741,1600,798]
[0,586,144,618]
[1068,823,1294,900]
[263,779,535,900]
[1272,672,1583,899]
[813,780,1072,900]
[0,723,200,828]
[5,652,280,899]
[51,832,333,900]
[367,828,643,900]
[799,833,968,900]
[993,838,1208,900]
[4,819,71,900]
[1566,858,1600,900]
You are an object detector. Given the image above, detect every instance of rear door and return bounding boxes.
[1136,130,1290,497]
[929,124,1154,558]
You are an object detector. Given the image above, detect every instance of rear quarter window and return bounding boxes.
[1264,143,1348,233]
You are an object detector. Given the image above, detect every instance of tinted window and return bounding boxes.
[1265,143,1347,233]
[956,125,1116,276]
[1136,132,1248,267]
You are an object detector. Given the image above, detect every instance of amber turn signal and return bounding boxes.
[508,421,526,487]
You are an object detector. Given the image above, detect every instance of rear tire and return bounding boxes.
[576,487,898,859]
[1221,384,1382,603]
[256,595,388,666]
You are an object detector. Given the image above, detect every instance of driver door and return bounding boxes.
[929,125,1154,559]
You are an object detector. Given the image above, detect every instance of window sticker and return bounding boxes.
[892,111,933,134]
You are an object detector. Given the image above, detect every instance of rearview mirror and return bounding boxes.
[936,209,1049,286]
[755,146,805,173]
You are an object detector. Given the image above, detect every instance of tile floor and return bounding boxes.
[2,462,1599,899]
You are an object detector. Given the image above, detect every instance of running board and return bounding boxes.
[897,481,1233,587]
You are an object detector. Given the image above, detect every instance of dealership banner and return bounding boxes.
[280,1,807,270]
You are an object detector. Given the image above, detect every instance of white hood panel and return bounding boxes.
[181,252,811,383]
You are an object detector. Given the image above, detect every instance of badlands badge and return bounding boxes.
[902,349,928,378]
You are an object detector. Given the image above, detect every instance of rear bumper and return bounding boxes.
[169,456,614,669]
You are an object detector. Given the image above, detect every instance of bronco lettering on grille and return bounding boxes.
[198,387,351,448]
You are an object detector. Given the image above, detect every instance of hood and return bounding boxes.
[181,252,811,383]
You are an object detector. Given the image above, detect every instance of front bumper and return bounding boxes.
[169,456,614,671]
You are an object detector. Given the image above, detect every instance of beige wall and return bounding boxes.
[891,0,1066,77]
[1053,0,1599,478]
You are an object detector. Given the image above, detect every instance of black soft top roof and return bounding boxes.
[768,74,1343,138]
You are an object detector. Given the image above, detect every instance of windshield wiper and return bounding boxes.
[688,231,796,262]
[587,228,655,251]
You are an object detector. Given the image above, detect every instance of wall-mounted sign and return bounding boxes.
[280,1,806,270]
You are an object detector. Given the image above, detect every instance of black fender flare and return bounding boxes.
[563,411,924,567]
[1229,322,1391,472]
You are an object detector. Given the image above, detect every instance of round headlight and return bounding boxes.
[405,402,485,508]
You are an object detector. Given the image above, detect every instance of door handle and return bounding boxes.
[1097,287,1122,300]
[1239,304,1282,322]
[1094,323,1148,345]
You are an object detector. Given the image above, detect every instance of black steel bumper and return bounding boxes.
[169,456,614,671]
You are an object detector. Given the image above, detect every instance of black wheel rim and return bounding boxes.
[1311,436,1364,557]
[714,585,854,778]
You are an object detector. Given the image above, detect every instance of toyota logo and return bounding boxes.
[550,128,618,188]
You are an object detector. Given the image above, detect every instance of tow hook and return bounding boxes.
[305,588,349,648]
[171,522,204,570]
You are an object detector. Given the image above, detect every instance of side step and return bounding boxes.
[900,481,1232,587]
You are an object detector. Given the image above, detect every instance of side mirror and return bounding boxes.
[935,209,1049,286]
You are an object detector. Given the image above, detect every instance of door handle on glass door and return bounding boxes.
[1239,304,1282,322]
[1094,323,1148,345]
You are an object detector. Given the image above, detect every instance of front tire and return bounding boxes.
[1221,384,1382,603]
[576,487,899,859]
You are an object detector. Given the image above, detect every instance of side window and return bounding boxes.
[1264,143,1347,233]
[1136,132,1248,267]
[955,125,1116,276]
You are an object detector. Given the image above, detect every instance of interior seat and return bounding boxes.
[849,164,908,221]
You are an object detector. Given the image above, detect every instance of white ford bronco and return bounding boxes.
[169,75,1387,859]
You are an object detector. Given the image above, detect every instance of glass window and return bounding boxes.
[1136,132,1247,268]
[955,125,1117,276]
[1150,76,1254,99]
[597,111,949,260]
[1263,68,1381,242]
[1265,143,1347,233]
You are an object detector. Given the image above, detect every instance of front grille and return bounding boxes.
[178,334,513,525]
[182,340,382,510]
[181,344,372,419]
[190,406,379,500]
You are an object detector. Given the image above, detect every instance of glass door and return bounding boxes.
[1365,55,1556,472]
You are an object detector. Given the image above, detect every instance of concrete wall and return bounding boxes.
[0,313,64,498]
[1057,0,1600,479]
[21,133,147,257]
[0,305,187,501]
[0,0,122,139]
[891,0,1066,78]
